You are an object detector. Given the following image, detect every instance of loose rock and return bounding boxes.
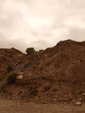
[82,93,85,96]
[75,101,82,106]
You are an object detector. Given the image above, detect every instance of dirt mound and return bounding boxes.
[0,40,85,103]
[0,48,24,79]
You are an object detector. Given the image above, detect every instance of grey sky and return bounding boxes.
[0,0,85,52]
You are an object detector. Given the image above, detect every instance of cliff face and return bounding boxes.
[0,40,85,103]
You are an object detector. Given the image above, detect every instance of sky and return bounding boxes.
[0,0,85,52]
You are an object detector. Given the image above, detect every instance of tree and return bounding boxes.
[39,49,44,52]
[26,47,36,55]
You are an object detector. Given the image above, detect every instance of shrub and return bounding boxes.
[39,49,44,52]
[26,47,36,55]
[7,73,17,85]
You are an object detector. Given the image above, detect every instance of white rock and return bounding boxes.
[82,93,85,96]
[17,75,23,80]
[75,101,82,106]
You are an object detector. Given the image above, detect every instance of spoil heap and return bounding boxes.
[0,48,24,75]
[0,40,85,103]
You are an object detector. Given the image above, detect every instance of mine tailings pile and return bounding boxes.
[0,40,85,103]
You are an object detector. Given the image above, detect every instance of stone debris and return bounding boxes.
[82,93,85,96]
[17,75,23,80]
[75,101,82,106]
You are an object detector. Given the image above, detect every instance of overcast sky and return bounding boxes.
[0,0,85,52]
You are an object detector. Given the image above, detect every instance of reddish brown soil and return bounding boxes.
[0,99,85,113]
[0,40,85,104]
[0,47,24,75]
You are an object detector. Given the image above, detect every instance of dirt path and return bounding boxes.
[0,99,85,113]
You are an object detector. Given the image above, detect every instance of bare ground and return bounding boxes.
[0,40,85,113]
[0,99,85,113]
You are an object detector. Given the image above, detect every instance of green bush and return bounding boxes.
[26,47,36,55]
[7,73,17,85]
[39,49,44,52]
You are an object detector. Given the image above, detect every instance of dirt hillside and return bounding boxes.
[0,40,85,104]
[0,47,24,75]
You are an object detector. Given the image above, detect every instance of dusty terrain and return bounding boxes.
[0,98,85,113]
[0,39,85,112]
